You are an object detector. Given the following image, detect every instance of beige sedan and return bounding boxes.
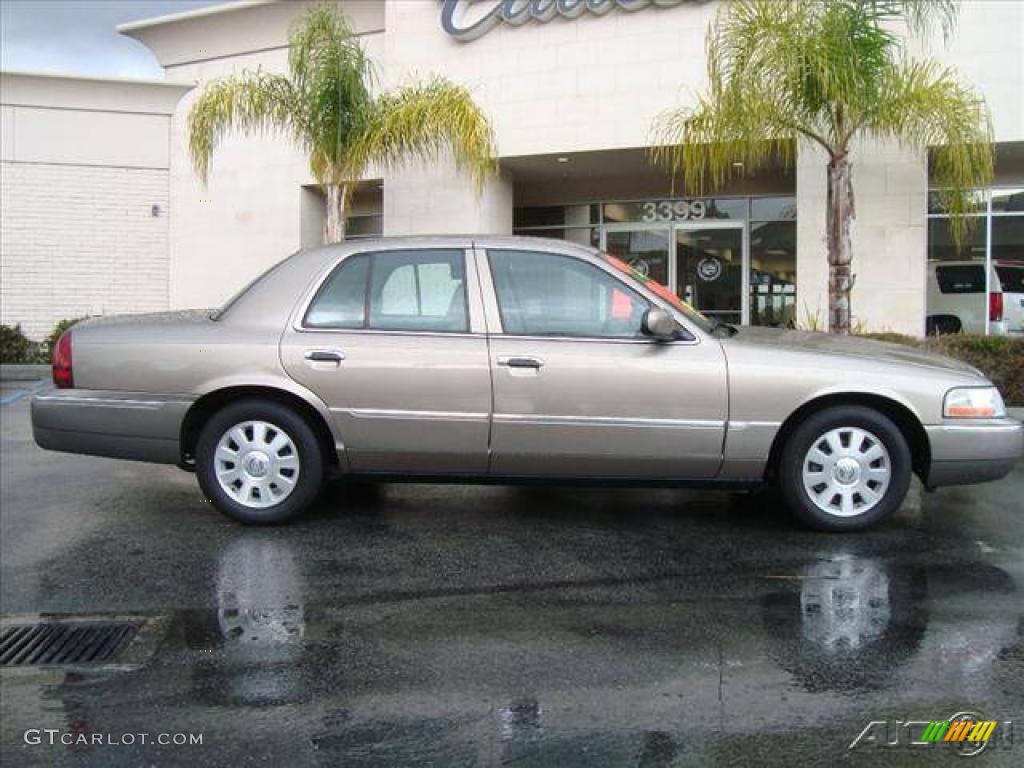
[32,236,1022,530]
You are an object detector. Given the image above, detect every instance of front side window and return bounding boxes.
[304,249,468,332]
[487,249,649,338]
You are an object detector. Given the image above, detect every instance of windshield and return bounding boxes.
[604,254,717,333]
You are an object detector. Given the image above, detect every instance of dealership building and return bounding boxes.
[1,0,1022,340]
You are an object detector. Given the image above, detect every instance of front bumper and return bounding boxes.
[924,418,1023,487]
[32,390,193,465]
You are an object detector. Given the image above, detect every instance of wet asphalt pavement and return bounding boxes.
[1,383,1023,767]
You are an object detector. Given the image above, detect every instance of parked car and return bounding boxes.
[32,237,1022,531]
[926,259,1024,335]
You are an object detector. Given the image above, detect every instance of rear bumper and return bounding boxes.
[924,419,1023,488]
[31,390,193,465]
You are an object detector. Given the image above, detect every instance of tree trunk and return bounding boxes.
[826,154,855,334]
[324,183,347,244]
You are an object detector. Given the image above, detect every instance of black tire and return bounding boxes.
[778,405,912,532]
[196,399,324,525]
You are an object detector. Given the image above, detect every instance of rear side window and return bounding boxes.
[369,250,468,332]
[995,265,1024,293]
[935,265,985,294]
[304,254,370,328]
[303,250,468,333]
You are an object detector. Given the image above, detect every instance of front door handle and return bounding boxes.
[497,355,544,369]
[304,349,345,363]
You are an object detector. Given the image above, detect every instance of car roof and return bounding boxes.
[304,234,601,258]
[218,235,608,326]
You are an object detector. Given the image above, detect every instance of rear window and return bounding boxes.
[935,264,985,294]
[995,265,1024,293]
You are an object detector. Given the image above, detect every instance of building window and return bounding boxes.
[514,195,796,327]
[927,187,1024,335]
[346,214,383,239]
[749,220,797,327]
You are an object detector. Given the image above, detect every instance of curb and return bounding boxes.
[0,364,48,382]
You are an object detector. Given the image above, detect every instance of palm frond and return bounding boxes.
[346,77,497,190]
[287,2,373,182]
[188,2,495,206]
[187,71,298,183]
[865,58,993,237]
[650,0,989,231]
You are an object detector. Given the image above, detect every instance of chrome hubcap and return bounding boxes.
[801,427,891,518]
[214,420,300,509]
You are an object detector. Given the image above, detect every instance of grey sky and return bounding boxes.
[1,1,224,79]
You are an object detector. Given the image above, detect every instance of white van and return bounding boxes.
[926,260,1024,335]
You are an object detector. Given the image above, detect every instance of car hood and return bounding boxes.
[722,326,984,378]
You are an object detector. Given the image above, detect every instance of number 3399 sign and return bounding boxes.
[640,200,708,222]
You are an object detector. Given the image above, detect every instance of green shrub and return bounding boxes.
[863,332,1024,406]
[931,335,1024,406]
[37,317,89,364]
[0,324,35,364]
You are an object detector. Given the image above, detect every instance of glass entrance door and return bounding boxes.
[675,224,744,325]
[604,228,670,287]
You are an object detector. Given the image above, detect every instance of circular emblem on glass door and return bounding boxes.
[629,258,650,277]
[697,256,722,282]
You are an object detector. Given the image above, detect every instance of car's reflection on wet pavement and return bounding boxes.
[1,397,1022,766]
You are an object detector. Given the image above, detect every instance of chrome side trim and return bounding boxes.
[727,420,783,430]
[490,334,698,346]
[341,408,490,423]
[296,327,486,339]
[32,395,187,410]
[493,414,725,429]
[929,423,1022,433]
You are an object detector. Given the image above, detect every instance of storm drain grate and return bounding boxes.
[1,622,138,666]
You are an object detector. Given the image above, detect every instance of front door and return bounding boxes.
[675,223,745,325]
[479,247,728,479]
[280,247,491,474]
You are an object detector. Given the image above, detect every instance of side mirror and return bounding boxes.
[641,308,681,341]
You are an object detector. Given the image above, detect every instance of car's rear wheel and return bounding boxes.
[196,399,324,524]
[778,406,912,532]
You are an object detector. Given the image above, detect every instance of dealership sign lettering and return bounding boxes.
[441,0,692,42]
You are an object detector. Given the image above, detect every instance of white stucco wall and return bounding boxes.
[0,72,188,339]
[382,0,718,157]
[124,0,385,309]
[796,141,928,335]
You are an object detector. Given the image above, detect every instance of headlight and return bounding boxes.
[943,387,1006,419]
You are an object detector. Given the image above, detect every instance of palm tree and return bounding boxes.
[651,0,993,334]
[188,2,496,243]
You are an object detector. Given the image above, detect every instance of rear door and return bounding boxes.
[280,244,492,474]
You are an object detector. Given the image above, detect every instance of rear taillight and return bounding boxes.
[989,291,1004,323]
[52,330,73,388]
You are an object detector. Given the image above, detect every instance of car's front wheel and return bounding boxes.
[196,399,324,524]
[778,406,912,532]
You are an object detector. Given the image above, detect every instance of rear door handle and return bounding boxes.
[304,349,345,363]
[497,355,544,369]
